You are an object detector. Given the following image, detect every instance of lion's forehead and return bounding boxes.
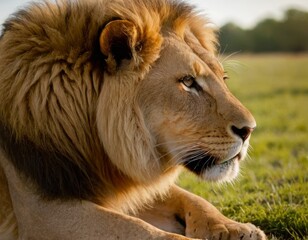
[161,36,224,80]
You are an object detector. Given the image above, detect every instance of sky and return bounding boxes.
[1,0,308,29]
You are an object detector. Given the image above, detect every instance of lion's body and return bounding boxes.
[0,0,266,239]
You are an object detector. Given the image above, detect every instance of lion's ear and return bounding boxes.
[99,20,138,73]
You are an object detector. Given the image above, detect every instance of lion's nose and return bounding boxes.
[231,126,255,142]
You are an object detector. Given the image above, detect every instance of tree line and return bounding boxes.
[219,9,308,53]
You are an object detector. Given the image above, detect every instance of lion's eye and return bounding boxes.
[179,75,202,93]
[181,75,195,88]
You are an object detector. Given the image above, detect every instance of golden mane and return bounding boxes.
[0,0,217,209]
[108,0,217,53]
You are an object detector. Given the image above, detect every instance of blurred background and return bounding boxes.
[1,1,307,240]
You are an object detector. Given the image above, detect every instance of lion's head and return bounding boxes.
[0,0,255,206]
[96,2,256,184]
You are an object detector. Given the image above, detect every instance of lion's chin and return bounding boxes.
[201,157,240,182]
[184,154,241,183]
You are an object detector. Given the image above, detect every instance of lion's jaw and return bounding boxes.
[137,35,256,183]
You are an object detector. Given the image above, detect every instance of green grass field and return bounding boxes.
[178,54,308,240]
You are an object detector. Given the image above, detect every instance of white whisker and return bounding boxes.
[161,144,200,165]
[220,51,241,64]
[154,139,194,148]
[167,146,201,165]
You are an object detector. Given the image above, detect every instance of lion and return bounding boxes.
[0,0,266,239]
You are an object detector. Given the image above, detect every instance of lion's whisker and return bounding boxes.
[179,151,204,166]
[156,144,200,162]
[199,151,215,172]
[220,51,241,64]
[154,139,195,148]
[163,146,204,172]
[177,149,211,167]
[165,145,201,164]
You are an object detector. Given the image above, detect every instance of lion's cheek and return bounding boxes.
[96,85,163,184]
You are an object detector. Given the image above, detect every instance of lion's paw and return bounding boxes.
[210,222,266,240]
[187,222,266,240]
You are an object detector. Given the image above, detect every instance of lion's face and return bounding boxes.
[136,35,256,182]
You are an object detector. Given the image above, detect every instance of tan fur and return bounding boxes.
[0,163,17,239]
[0,0,266,239]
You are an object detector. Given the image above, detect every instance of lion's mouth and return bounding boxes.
[183,152,241,175]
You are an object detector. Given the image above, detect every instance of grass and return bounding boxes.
[178,54,308,240]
